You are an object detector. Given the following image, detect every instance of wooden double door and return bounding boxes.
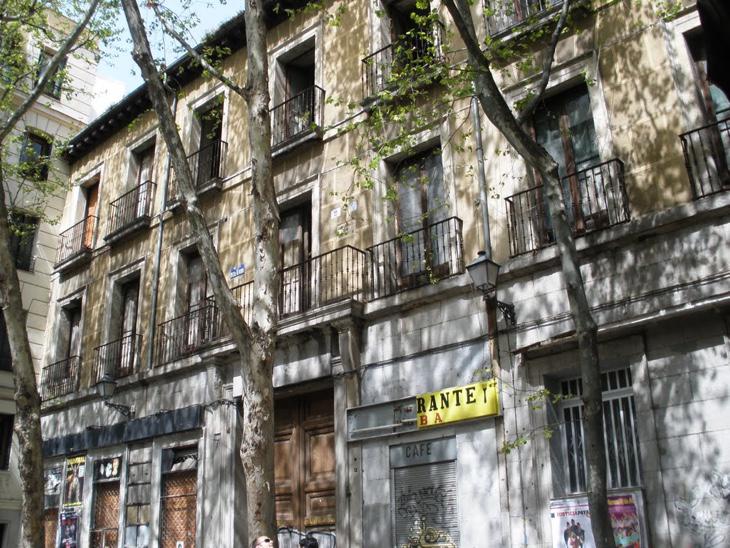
[275,390,335,530]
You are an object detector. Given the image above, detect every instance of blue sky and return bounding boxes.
[92,0,243,116]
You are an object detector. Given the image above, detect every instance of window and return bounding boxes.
[554,368,641,495]
[90,457,121,547]
[0,414,13,470]
[393,146,449,280]
[686,32,730,122]
[159,447,198,547]
[0,312,12,372]
[8,211,39,271]
[100,275,140,380]
[42,299,82,399]
[19,132,52,181]
[36,49,66,99]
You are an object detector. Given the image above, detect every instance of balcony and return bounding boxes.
[506,158,629,256]
[270,85,325,152]
[679,114,730,199]
[41,356,80,400]
[167,140,227,207]
[105,181,156,245]
[93,333,142,382]
[362,29,442,100]
[368,216,465,299]
[155,301,225,365]
[485,0,565,37]
[55,216,97,271]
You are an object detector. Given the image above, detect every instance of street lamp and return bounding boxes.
[466,251,516,326]
[95,373,134,418]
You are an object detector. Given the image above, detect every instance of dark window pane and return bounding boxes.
[8,212,39,271]
[19,133,52,181]
[36,50,65,99]
[0,414,14,470]
[0,312,11,372]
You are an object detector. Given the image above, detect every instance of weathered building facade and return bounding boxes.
[0,14,98,548]
[40,1,729,547]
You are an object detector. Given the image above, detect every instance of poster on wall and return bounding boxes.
[58,510,80,548]
[63,455,85,507]
[549,492,645,548]
[44,466,63,509]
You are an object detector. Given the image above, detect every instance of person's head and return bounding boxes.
[251,536,273,548]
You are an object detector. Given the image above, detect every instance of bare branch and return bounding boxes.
[149,2,247,98]
[0,0,103,144]
[517,0,573,124]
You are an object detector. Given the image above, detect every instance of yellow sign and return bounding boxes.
[416,380,499,428]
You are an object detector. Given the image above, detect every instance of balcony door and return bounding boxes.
[279,204,311,316]
[118,278,139,376]
[185,254,209,349]
[83,181,99,248]
[135,144,155,217]
[195,105,223,187]
[278,47,315,143]
[534,85,601,234]
[395,147,448,285]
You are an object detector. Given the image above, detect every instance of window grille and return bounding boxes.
[558,368,641,494]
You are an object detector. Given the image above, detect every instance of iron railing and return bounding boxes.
[57,216,97,265]
[155,301,225,365]
[362,29,441,99]
[93,333,142,382]
[106,181,156,237]
[368,216,464,300]
[280,245,368,316]
[167,140,227,205]
[679,114,730,199]
[40,356,80,400]
[231,280,254,326]
[270,85,325,149]
[506,158,629,256]
[485,0,564,36]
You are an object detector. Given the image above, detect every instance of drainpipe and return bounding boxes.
[146,89,178,370]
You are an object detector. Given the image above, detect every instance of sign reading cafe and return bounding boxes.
[416,380,499,428]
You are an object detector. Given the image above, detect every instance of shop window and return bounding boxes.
[390,437,459,547]
[8,211,39,271]
[393,146,449,281]
[36,49,66,98]
[90,456,122,548]
[160,447,198,548]
[553,368,641,495]
[44,466,64,548]
[19,132,52,181]
[0,414,13,470]
[274,390,335,531]
[125,446,152,548]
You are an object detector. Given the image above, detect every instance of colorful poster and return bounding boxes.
[550,493,644,548]
[95,456,121,481]
[58,511,79,548]
[63,455,85,507]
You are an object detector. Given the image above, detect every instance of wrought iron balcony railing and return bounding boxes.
[57,216,97,266]
[167,140,227,205]
[485,0,564,36]
[679,114,730,199]
[155,301,225,365]
[106,181,156,238]
[93,333,142,382]
[280,245,368,316]
[506,158,629,256]
[41,356,80,400]
[270,85,325,150]
[362,29,442,99]
[368,216,464,299]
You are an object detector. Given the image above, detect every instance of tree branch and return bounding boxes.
[149,2,248,98]
[0,0,102,144]
[517,0,573,125]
